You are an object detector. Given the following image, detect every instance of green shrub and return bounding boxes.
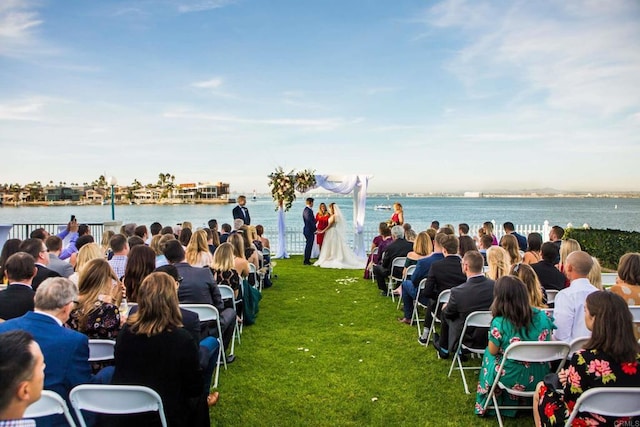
[565,228,640,270]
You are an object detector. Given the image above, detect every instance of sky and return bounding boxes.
[1,0,639,194]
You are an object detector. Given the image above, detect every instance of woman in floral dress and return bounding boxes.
[475,276,556,417]
[534,291,640,426]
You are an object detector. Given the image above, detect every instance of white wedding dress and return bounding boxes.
[314,205,366,269]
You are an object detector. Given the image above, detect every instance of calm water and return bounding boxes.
[1,197,639,235]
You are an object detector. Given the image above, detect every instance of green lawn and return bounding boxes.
[210,257,526,426]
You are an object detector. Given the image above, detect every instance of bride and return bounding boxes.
[314,203,366,269]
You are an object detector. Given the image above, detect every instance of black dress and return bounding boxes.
[111,325,206,427]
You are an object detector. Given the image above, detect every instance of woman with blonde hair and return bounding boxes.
[211,242,241,301]
[510,263,546,308]
[239,226,261,268]
[587,256,603,290]
[558,238,581,272]
[101,229,114,257]
[482,221,498,246]
[68,258,123,339]
[500,234,522,265]
[112,272,206,427]
[228,233,250,278]
[389,202,404,226]
[69,243,104,285]
[185,229,213,268]
[486,246,511,280]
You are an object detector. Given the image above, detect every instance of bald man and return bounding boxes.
[552,251,598,342]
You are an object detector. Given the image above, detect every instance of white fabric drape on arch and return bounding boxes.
[274,174,370,259]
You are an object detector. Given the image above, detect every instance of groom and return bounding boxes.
[303,197,316,265]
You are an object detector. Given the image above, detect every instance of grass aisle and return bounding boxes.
[210,256,522,426]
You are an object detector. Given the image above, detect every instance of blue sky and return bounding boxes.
[1,0,639,193]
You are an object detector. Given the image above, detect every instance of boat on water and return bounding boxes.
[251,190,257,202]
[374,204,392,211]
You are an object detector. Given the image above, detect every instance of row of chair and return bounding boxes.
[25,385,168,427]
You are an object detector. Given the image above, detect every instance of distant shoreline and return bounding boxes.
[0,199,233,207]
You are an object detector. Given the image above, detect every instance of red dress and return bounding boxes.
[316,213,330,247]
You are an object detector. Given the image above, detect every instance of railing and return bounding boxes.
[9,223,105,241]
[3,221,555,255]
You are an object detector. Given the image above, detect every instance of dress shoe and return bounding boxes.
[418,335,429,346]
[433,340,449,359]
[225,354,236,364]
[379,290,388,297]
[303,261,312,265]
[397,317,412,325]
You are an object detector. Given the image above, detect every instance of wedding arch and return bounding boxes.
[268,169,370,259]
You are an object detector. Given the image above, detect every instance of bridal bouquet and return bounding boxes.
[268,167,296,211]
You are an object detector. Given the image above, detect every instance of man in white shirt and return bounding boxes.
[552,251,597,342]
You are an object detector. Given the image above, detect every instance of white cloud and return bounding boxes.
[191,77,223,89]
[176,0,235,13]
[0,99,44,121]
[0,0,43,57]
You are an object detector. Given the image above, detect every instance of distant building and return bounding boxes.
[175,182,230,200]
[84,189,104,204]
[45,187,81,202]
[463,191,483,198]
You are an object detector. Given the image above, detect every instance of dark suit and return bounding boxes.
[174,262,236,352]
[532,260,566,291]
[422,255,466,329]
[373,238,413,292]
[0,311,93,427]
[0,283,35,320]
[303,206,316,263]
[32,264,61,291]
[232,204,251,225]
[441,275,495,352]
[220,232,229,243]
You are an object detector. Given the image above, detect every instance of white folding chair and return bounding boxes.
[568,336,590,356]
[180,303,226,388]
[565,387,640,426]
[483,341,571,427]
[70,384,167,427]
[629,305,640,323]
[368,247,378,282]
[447,310,493,394]
[545,289,559,305]
[24,390,77,427]
[88,339,116,362]
[218,284,241,351]
[387,257,406,302]
[396,265,416,310]
[248,263,262,292]
[600,272,618,286]
[425,289,452,345]
[411,279,429,337]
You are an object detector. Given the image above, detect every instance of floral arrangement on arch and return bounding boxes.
[268,167,316,211]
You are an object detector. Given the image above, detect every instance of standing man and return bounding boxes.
[503,222,527,252]
[303,198,316,265]
[232,195,251,225]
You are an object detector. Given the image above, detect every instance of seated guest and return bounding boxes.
[548,225,564,263]
[228,234,250,279]
[531,242,566,291]
[373,226,413,296]
[0,277,112,426]
[100,230,115,258]
[69,243,104,285]
[211,243,241,300]
[178,227,192,249]
[203,228,217,255]
[553,251,597,342]
[500,234,522,265]
[164,240,236,362]
[475,276,556,418]
[239,226,261,268]
[557,238,581,278]
[0,253,36,321]
[587,256,603,290]
[482,221,498,246]
[364,222,391,279]
[610,252,640,339]
[134,225,148,242]
[30,221,80,260]
[68,234,96,269]
[127,235,145,249]
[534,291,640,426]
[503,221,527,252]
[402,234,445,340]
[45,236,74,278]
[458,235,477,258]
[255,224,270,249]
[394,231,432,297]
[111,272,208,427]
[435,251,494,358]
[511,263,546,309]
[0,330,45,424]
[458,223,469,237]
[18,238,60,291]
[1,238,22,284]
[150,222,163,237]
[151,234,175,268]
[107,234,129,279]
[486,246,511,280]
[477,234,493,266]
[418,235,466,350]
[68,258,123,339]
[185,229,213,268]
[522,232,542,265]
[219,223,232,243]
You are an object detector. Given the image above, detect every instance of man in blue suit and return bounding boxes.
[302,197,316,265]
[0,277,111,427]
[503,221,527,252]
